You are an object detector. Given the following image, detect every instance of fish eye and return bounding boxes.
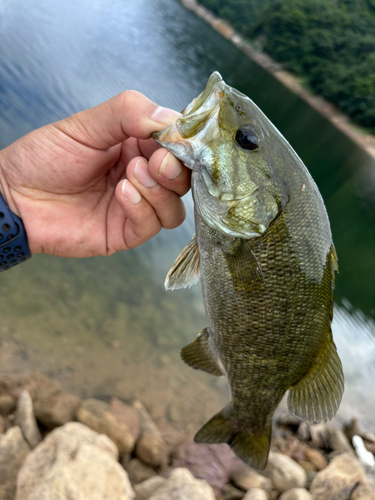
[234,127,259,151]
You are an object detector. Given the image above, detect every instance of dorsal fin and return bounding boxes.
[165,235,200,290]
[288,332,344,423]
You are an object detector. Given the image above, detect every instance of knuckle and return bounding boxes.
[118,90,142,109]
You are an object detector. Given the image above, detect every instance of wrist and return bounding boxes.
[0,148,21,216]
[0,150,32,270]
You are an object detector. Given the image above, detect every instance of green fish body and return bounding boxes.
[153,72,343,469]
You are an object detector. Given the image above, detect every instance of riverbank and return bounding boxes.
[179,0,375,161]
[1,372,375,500]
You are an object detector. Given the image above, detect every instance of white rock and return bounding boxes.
[231,467,273,493]
[264,452,307,492]
[134,476,166,500]
[148,468,215,500]
[353,435,375,467]
[279,488,312,500]
[15,390,42,449]
[243,488,268,500]
[16,422,134,500]
[0,426,30,500]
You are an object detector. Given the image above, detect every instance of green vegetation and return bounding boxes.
[198,0,375,133]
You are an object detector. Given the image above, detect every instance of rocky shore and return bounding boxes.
[0,373,374,500]
[178,0,375,161]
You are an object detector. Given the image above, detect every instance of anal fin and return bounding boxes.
[165,234,200,290]
[288,333,344,423]
[180,328,223,376]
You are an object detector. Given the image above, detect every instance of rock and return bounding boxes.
[16,422,134,500]
[277,413,301,429]
[15,390,42,449]
[243,488,268,500]
[0,394,16,415]
[304,448,328,471]
[350,483,375,500]
[171,442,243,494]
[309,424,329,450]
[289,441,308,463]
[263,452,307,492]
[125,458,158,484]
[231,466,273,493]
[299,460,317,473]
[31,373,81,427]
[342,418,362,442]
[0,426,31,500]
[110,398,141,441]
[148,467,215,500]
[309,452,366,500]
[222,484,245,500]
[132,400,168,467]
[155,420,185,450]
[0,415,4,434]
[279,488,312,500]
[136,433,168,468]
[297,423,311,441]
[327,429,353,454]
[134,476,166,500]
[77,398,135,454]
[352,435,375,467]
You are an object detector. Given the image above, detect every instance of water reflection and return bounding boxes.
[0,0,374,430]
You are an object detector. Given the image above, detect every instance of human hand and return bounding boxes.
[0,92,190,257]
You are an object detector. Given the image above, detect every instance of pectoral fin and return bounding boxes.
[331,244,339,279]
[224,239,263,291]
[288,333,344,423]
[180,328,224,376]
[165,235,200,290]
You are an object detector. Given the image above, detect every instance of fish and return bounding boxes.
[152,72,344,470]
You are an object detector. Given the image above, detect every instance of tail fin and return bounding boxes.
[194,406,271,470]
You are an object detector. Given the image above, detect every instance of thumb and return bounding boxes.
[53,90,181,150]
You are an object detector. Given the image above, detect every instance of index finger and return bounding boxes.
[54,91,181,150]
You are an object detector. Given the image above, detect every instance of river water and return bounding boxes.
[0,0,374,432]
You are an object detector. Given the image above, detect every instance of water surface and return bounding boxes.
[0,0,374,431]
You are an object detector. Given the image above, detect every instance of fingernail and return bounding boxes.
[121,180,142,204]
[159,152,182,180]
[134,159,157,188]
[151,106,181,126]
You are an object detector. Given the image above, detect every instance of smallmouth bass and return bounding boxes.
[152,72,343,470]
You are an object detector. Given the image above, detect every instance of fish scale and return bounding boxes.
[153,72,343,469]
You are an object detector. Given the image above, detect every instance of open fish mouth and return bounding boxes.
[181,71,223,116]
[151,71,225,174]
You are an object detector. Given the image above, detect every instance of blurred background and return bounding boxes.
[0,0,374,434]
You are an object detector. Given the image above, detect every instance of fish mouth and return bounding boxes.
[152,71,225,172]
[181,71,223,116]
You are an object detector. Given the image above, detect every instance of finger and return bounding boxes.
[126,157,186,230]
[148,148,191,197]
[139,138,160,160]
[54,91,181,150]
[115,179,161,249]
